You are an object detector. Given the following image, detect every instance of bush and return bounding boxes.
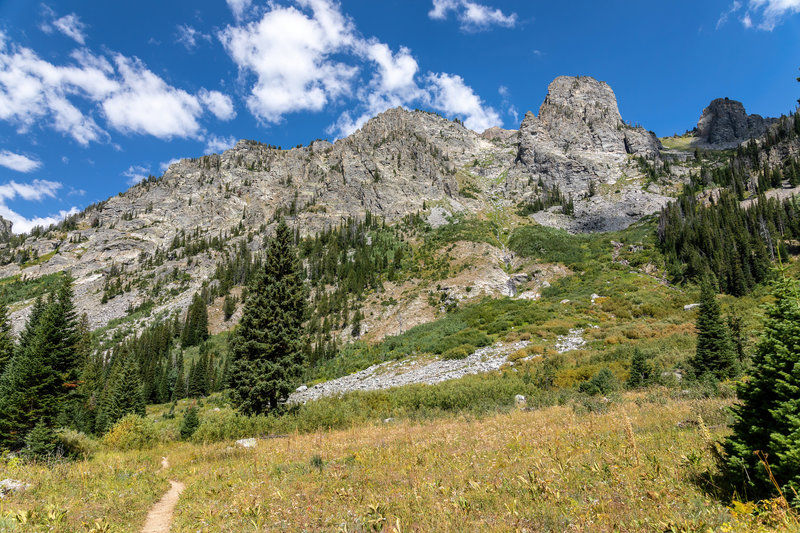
[55,428,99,459]
[442,344,475,360]
[191,408,272,444]
[102,414,158,450]
[579,368,619,396]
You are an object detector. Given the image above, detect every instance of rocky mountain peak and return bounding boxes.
[519,76,660,158]
[695,97,777,148]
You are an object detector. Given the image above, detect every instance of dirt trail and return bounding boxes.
[141,458,184,533]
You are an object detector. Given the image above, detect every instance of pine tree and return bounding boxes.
[181,292,208,348]
[0,297,64,449]
[724,274,800,501]
[626,349,654,388]
[688,281,737,380]
[179,405,199,440]
[0,299,14,376]
[229,219,308,414]
[104,350,145,427]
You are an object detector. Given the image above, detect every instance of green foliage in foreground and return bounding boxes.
[725,274,800,502]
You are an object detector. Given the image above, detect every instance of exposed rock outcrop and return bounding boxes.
[695,98,777,148]
[0,216,12,240]
[515,76,661,196]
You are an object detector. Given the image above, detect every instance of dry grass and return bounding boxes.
[2,392,797,531]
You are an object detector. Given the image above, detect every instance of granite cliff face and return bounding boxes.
[695,98,777,148]
[0,75,674,334]
[515,76,661,195]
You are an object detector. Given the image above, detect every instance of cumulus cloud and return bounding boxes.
[122,164,151,186]
[175,25,211,50]
[718,0,800,29]
[220,0,501,137]
[102,55,204,139]
[219,0,357,124]
[0,179,76,234]
[41,8,88,44]
[204,134,237,154]
[0,36,235,144]
[429,0,517,31]
[199,89,236,120]
[427,73,501,132]
[0,151,42,173]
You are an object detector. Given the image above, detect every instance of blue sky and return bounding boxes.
[0,0,798,233]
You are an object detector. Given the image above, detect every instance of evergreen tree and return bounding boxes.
[0,288,79,449]
[181,292,208,348]
[104,350,145,427]
[179,405,199,440]
[229,219,308,414]
[223,294,236,321]
[724,274,800,501]
[688,281,738,380]
[0,299,14,376]
[626,349,654,388]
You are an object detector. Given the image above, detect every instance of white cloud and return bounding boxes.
[204,134,237,154]
[426,73,501,132]
[0,179,74,234]
[219,0,357,124]
[102,55,204,139]
[717,1,743,28]
[199,89,236,120]
[41,8,88,45]
[0,34,233,144]
[0,179,61,201]
[726,0,800,29]
[747,0,800,29]
[0,151,42,173]
[429,0,517,31]
[219,0,500,137]
[122,165,151,185]
[226,0,254,21]
[176,25,211,50]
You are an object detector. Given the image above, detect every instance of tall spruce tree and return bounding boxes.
[688,281,738,380]
[0,284,77,448]
[181,292,209,348]
[724,274,800,501]
[229,218,308,414]
[104,349,146,427]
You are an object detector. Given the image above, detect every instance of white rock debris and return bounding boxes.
[289,340,531,404]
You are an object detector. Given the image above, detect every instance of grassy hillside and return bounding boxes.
[2,392,797,532]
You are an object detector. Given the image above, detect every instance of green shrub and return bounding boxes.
[102,414,158,450]
[442,344,475,360]
[579,368,619,396]
[55,428,99,459]
[191,408,272,443]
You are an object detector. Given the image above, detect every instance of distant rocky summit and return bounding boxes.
[516,76,661,196]
[695,98,777,148]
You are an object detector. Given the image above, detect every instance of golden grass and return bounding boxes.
[2,393,797,532]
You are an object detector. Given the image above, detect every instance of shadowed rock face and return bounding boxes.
[0,217,11,240]
[696,98,777,148]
